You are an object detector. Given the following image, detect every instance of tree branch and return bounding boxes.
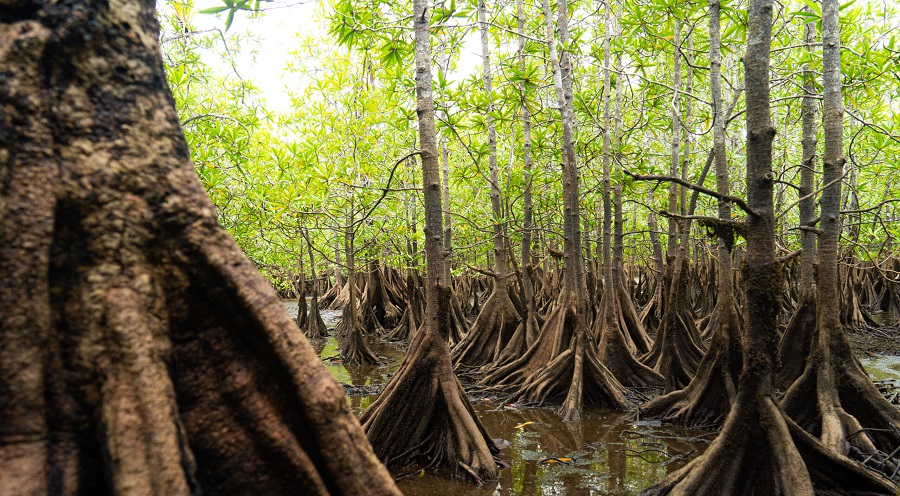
[624,169,758,217]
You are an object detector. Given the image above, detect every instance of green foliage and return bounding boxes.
[161,0,900,280]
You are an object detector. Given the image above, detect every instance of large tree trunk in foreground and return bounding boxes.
[360,0,499,482]
[642,1,894,493]
[0,2,399,495]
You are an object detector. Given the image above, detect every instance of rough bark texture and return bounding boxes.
[776,6,818,390]
[640,0,742,428]
[0,2,399,495]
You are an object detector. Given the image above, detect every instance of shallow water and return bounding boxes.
[284,299,900,494]
[860,354,900,383]
[397,405,710,496]
[282,299,712,495]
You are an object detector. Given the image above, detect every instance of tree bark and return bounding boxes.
[776,5,818,389]
[642,1,894,492]
[451,0,521,369]
[782,0,900,468]
[0,1,399,494]
[640,0,741,427]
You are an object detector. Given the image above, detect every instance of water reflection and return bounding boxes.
[860,354,900,382]
[281,300,711,495]
[396,403,709,496]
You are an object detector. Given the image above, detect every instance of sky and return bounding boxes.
[187,0,481,113]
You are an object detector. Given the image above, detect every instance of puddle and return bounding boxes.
[860,354,900,383]
[397,404,710,496]
[282,299,406,393]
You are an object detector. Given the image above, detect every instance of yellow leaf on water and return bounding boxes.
[514,421,534,429]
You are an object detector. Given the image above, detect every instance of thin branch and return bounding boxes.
[624,169,758,217]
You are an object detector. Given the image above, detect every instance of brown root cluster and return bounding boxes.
[360,287,501,482]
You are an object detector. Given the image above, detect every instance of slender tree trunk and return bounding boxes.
[360,0,499,481]
[518,0,538,346]
[776,6,819,388]
[334,238,344,288]
[781,0,900,466]
[666,18,682,258]
[451,0,521,369]
[643,1,893,492]
[640,0,741,426]
[441,139,453,285]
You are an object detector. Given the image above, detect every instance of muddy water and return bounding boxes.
[283,299,900,494]
[282,299,712,495]
[397,406,710,496]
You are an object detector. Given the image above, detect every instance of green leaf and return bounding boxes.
[224,8,236,31]
[199,6,229,14]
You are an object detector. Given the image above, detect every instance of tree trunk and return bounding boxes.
[642,1,893,492]
[666,18,682,259]
[506,0,629,422]
[302,230,328,339]
[451,0,521,369]
[640,0,741,427]
[360,0,500,481]
[0,2,399,494]
[594,0,661,388]
[782,0,900,469]
[441,138,453,285]
[776,6,818,389]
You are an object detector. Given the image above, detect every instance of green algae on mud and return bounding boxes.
[860,355,900,383]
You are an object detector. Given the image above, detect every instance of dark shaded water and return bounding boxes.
[283,299,900,495]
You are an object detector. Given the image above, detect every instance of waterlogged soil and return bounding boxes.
[282,299,900,495]
[283,299,710,494]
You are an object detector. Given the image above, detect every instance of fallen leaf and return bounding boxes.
[514,421,534,429]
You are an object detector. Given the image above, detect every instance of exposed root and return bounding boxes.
[595,290,664,389]
[640,306,707,393]
[361,287,500,482]
[303,287,328,339]
[342,328,381,366]
[617,282,654,355]
[641,394,894,495]
[776,290,816,390]
[507,290,632,420]
[782,323,900,473]
[0,5,399,492]
[361,262,402,329]
[452,289,521,368]
[639,301,742,427]
[478,297,572,391]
